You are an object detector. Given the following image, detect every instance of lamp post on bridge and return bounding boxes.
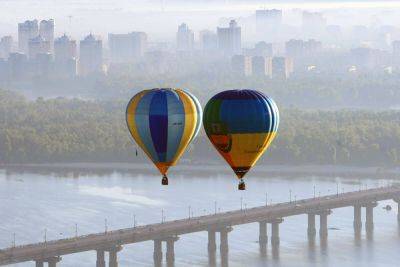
[336,183,339,196]
[289,190,292,203]
[104,219,108,234]
[214,201,217,214]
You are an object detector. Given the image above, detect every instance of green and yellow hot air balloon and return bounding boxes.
[203,89,279,190]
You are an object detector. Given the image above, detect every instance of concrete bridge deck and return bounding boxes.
[1,185,400,266]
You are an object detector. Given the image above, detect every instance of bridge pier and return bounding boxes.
[96,249,106,267]
[47,257,61,267]
[259,221,268,257]
[394,198,400,222]
[107,245,122,267]
[364,202,377,231]
[259,220,268,245]
[166,236,179,266]
[318,210,332,238]
[208,230,217,253]
[35,257,61,267]
[270,218,283,246]
[353,205,362,232]
[208,230,217,266]
[218,226,232,267]
[219,226,232,254]
[307,214,316,238]
[153,239,162,267]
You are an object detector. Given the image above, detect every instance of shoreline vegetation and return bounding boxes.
[0,89,399,168]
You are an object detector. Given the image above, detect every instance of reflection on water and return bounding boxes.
[0,167,400,267]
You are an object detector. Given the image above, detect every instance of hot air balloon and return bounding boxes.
[126,88,202,185]
[203,89,279,190]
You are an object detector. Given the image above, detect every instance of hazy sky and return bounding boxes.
[2,0,400,41]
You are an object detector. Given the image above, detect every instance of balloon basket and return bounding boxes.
[238,180,246,190]
[161,176,169,185]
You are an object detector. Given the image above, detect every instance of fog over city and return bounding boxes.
[2,0,400,40]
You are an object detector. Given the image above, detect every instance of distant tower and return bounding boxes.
[200,30,218,51]
[54,34,77,77]
[18,20,39,54]
[255,9,282,35]
[28,35,51,59]
[176,23,194,52]
[108,32,147,63]
[0,36,13,59]
[217,20,241,56]
[79,34,103,76]
[39,19,55,52]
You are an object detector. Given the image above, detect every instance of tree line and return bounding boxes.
[0,89,399,166]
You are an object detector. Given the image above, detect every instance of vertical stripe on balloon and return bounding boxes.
[166,90,185,162]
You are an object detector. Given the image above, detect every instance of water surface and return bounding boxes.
[0,168,399,266]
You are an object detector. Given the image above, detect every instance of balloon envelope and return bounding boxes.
[203,89,279,179]
[126,88,202,176]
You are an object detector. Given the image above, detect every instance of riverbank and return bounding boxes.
[2,162,400,179]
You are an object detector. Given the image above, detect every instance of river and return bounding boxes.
[0,166,399,266]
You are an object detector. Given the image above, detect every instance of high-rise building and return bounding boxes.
[0,59,8,80]
[54,34,77,62]
[39,19,55,52]
[79,34,103,75]
[304,39,322,54]
[176,23,194,51]
[255,9,282,34]
[231,55,252,76]
[243,42,273,57]
[33,53,53,78]
[200,30,218,51]
[391,41,400,71]
[286,39,322,57]
[285,39,304,58]
[8,52,28,79]
[108,32,147,63]
[217,20,241,56]
[54,34,77,77]
[0,36,13,59]
[252,56,272,77]
[28,35,51,59]
[392,40,400,57]
[18,20,38,54]
[272,57,293,79]
[350,47,376,72]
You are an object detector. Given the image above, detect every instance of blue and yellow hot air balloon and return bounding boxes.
[126,88,202,185]
[203,89,279,190]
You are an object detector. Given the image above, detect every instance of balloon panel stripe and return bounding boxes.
[136,92,159,162]
[165,91,185,163]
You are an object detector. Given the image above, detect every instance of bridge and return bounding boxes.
[1,185,400,267]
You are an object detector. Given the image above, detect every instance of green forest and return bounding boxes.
[0,89,399,166]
